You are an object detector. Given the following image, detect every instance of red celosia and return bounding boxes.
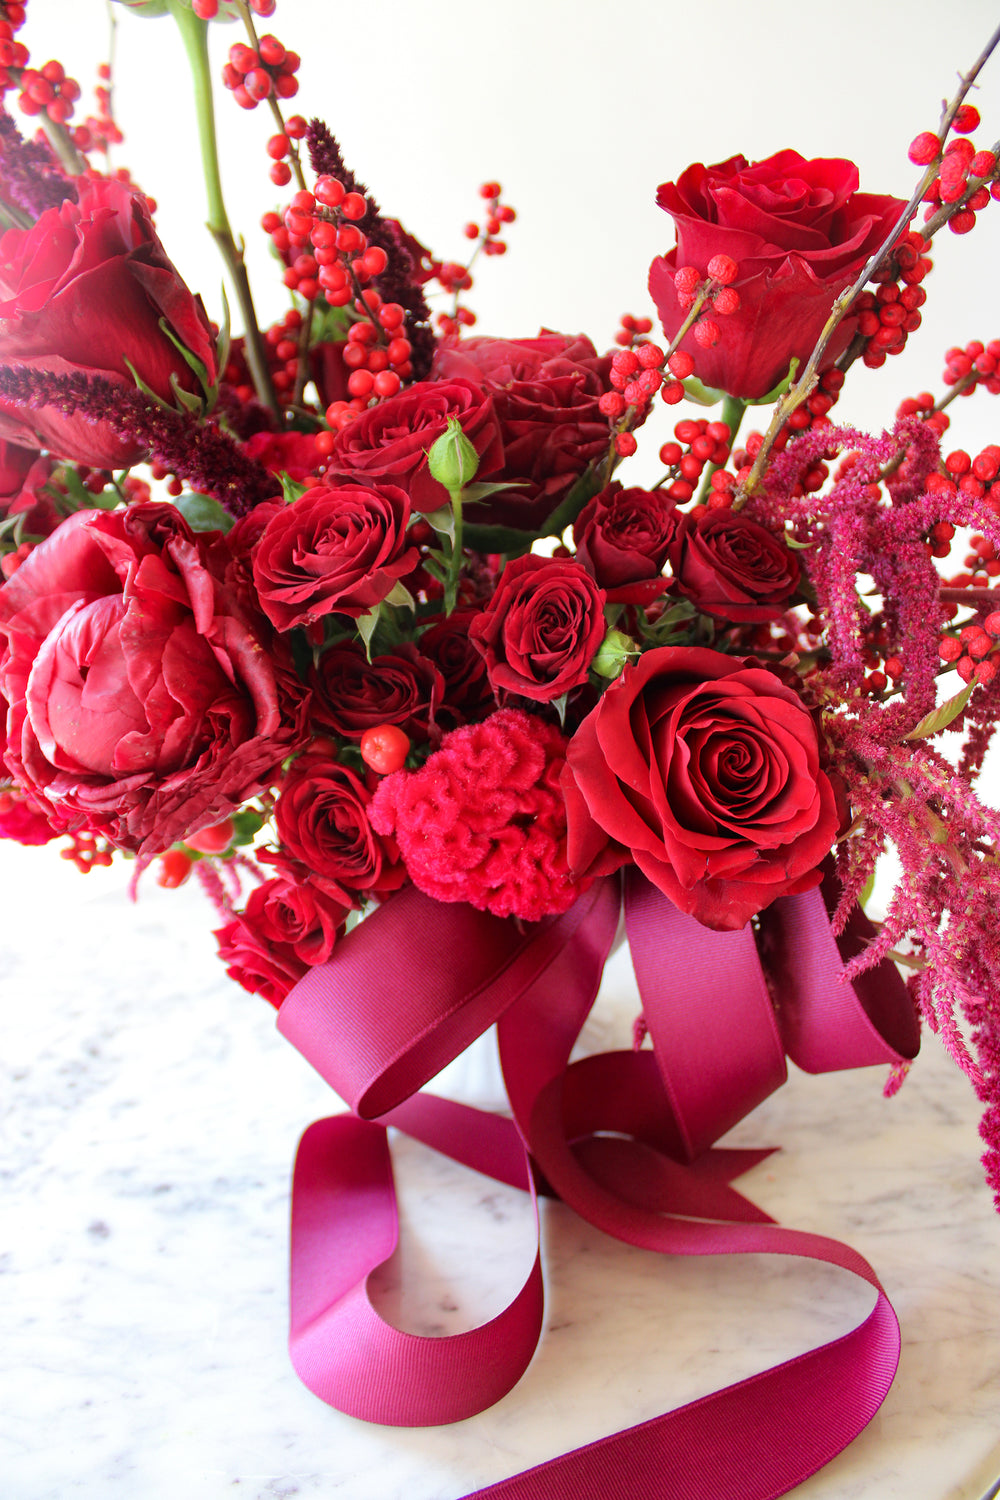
[369,708,594,921]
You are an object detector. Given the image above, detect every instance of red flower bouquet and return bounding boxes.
[2,4,1000,1498]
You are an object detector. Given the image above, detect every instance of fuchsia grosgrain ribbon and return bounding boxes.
[277,868,919,1499]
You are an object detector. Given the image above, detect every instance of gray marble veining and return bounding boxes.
[2,844,998,1499]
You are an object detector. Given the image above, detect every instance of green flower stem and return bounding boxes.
[445,487,464,613]
[695,393,746,504]
[166,0,279,417]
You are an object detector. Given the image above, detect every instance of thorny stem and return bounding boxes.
[167,1,280,418]
[735,21,1000,507]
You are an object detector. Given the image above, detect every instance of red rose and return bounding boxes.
[433,333,612,531]
[469,552,607,703]
[252,482,417,631]
[0,503,306,855]
[214,875,350,1009]
[310,641,443,743]
[667,509,800,621]
[417,610,496,725]
[573,483,678,602]
[273,751,405,902]
[244,429,324,482]
[563,646,839,930]
[327,378,503,513]
[0,438,60,542]
[0,179,218,468]
[648,152,906,399]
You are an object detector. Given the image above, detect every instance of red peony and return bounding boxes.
[667,509,800,621]
[326,378,503,514]
[0,178,218,468]
[562,646,839,930]
[433,333,612,531]
[370,707,597,921]
[214,875,351,1009]
[0,503,306,855]
[573,483,678,603]
[648,151,906,399]
[252,482,418,631]
[469,552,607,703]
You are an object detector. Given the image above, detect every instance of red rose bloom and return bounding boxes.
[310,641,443,742]
[273,751,405,902]
[0,179,218,468]
[563,646,839,930]
[667,510,800,621]
[0,438,60,543]
[327,378,503,514]
[469,552,607,703]
[252,482,417,631]
[244,429,324,482]
[573,483,678,603]
[648,151,906,399]
[433,333,612,532]
[0,503,306,855]
[214,875,350,1009]
[417,610,496,725]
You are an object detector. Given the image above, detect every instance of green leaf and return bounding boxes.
[173,491,234,533]
[422,505,456,544]
[278,472,309,505]
[357,606,381,662]
[158,316,215,402]
[170,372,206,415]
[383,579,416,611]
[215,285,231,384]
[462,480,531,504]
[680,376,726,407]
[549,692,569,727]
[904,680,975,740]
[229,807,265,848]
[748,359,800,406]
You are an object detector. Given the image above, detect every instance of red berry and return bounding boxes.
[667,349,695,379]
[156,849,193,888]
[693,319,720,347]
[707,253,738,284]
[185,818,236,855]
[360,724,411,775]
[953,104,981,134]
[341,191,367,220]
[908,131,940,165]
[614,431,637,457]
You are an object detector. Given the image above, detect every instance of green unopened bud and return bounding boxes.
[591,629,637,680]
[426,417,480,495]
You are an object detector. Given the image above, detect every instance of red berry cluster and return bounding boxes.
[600,343,666,456]
[911,107,999,236]
[672,255,741,350]
[436,183,515,335]
[195,0,275,14]
[71,62,123,157]
[15,57,80,123]
[0,6,27,98]
[734,414,832,495]
[942,338,1000,397]
[926,441,1000,518]
[614,313,654,348]
[60,829,115,874]
[656,418,732,504]
[261,112,307,187]
[938,613,1000,685]
[222,33,299,111]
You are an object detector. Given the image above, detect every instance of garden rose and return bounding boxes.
[433,333,612,531]
[214,876,351,1009]
[0,178,218,468]
[417,610,495,725]
[273,751,405,902]
[252,482,417,631]
[648,151,906,399]
[310,641,443,742]
[563,646,839,930]
[327,378,503,513]
[469,552,607,702]
[0,503,306,855]
[667,509,800,621]
[573,483,678,602]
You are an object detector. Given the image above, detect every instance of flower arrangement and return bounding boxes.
[2,2,1000,1494]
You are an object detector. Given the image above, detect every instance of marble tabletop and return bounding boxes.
[2,841,998,1500]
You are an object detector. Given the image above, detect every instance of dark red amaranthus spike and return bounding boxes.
[305,118,435,380]
[0,106,77,216]
[0,366,281,516]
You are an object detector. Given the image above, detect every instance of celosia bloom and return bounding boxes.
[370,708,596,921]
